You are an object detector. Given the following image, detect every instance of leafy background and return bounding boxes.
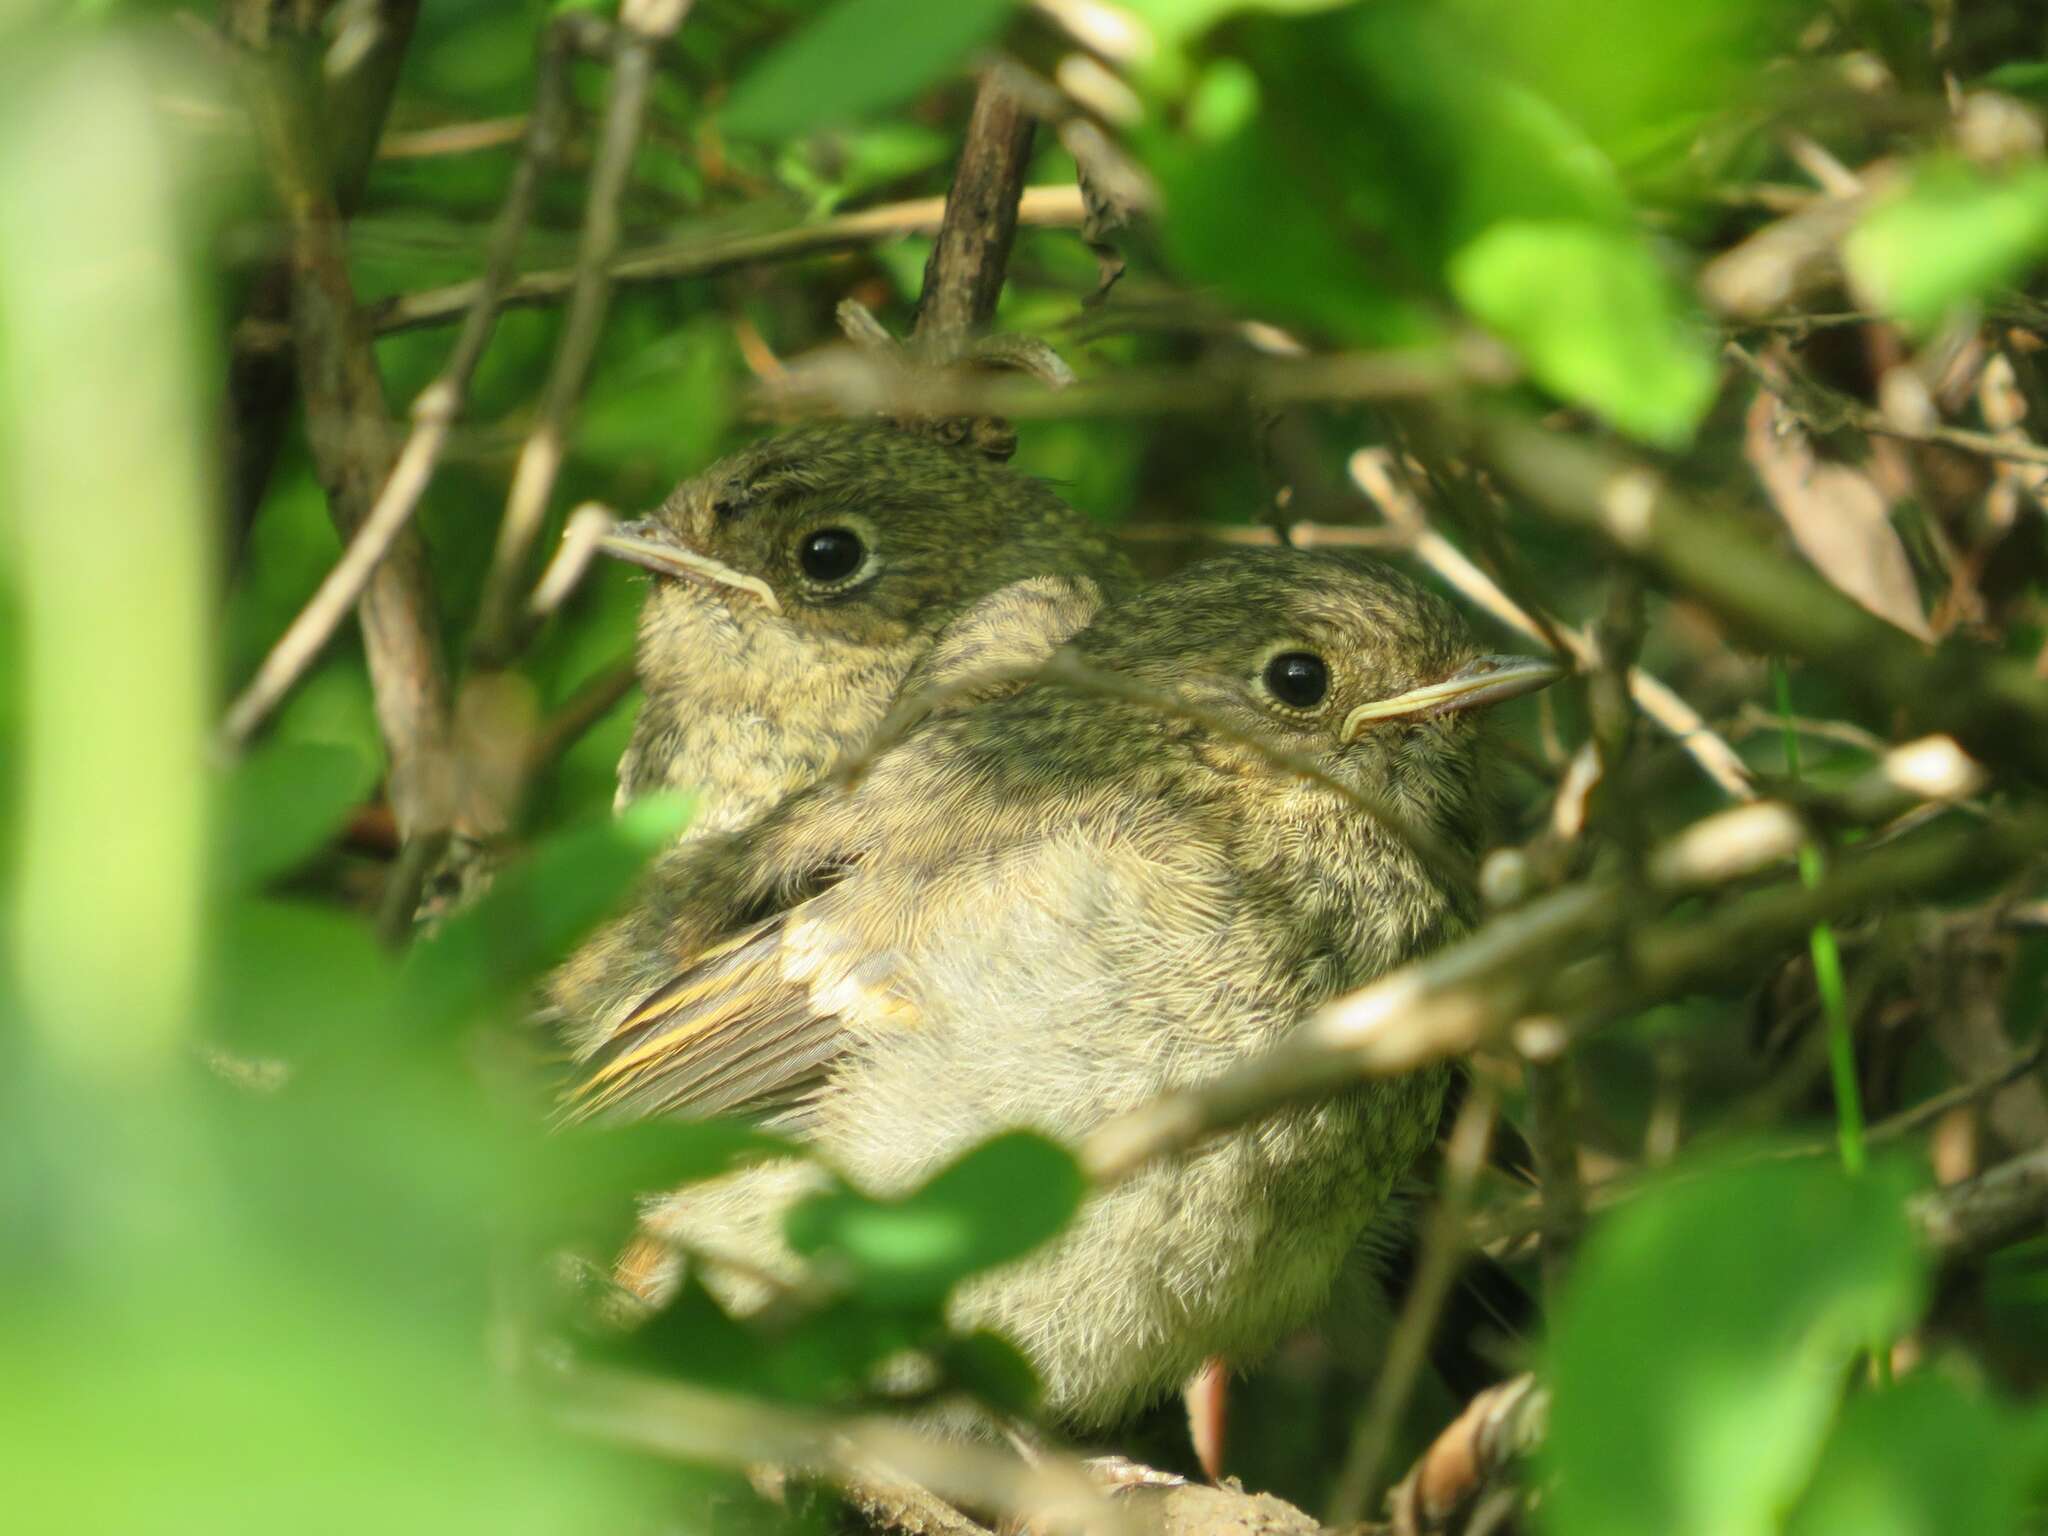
[3,1,2048,1533]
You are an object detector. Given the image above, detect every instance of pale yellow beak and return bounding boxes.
[596,520,781,614]
[1341,653,1566,741]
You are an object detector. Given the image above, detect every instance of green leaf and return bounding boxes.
[1844,159,2048,335]
[1543,1155,1927,1536]
[1147,2,1638,351]
[214,741,379,890]
[619,1274,929,1407]
[786,1131,1085,1307]
[1117,0,1354,49]
[937,1329,1041,1417]
[400,793,692,1027]
[1786,1374,2028,1536]
[543,1118,801,1226]
[722,0,1015,141]
[1450,219,1717,447]
[1442,0,1807,189]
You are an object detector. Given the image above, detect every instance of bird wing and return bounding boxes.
[561,707,1048,1127]
[566,891,910,1126]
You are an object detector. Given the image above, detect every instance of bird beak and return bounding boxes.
[595,519,782,614]
[1341,653,1566,741]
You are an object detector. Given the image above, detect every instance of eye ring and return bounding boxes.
[1261,650,1331,713]
[794,525,868,587]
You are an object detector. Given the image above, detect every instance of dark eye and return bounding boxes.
[797,527,865,584]
[1264,651,1330,710]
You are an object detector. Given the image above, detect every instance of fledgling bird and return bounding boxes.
[551,549,1561,1432]
[596,422,1133,839]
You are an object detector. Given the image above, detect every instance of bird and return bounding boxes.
[550,548,1562,1434]
[594,421,1133,841]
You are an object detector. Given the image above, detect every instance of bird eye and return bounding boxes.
[797,527,866,584]
[1263,651,1330,710]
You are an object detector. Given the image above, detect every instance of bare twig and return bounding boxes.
[1350,449,1756,802]
[527,664,640,776]
[228,0,456,849]
[1328,1081,1500,1525]
[378,115,528,159]
[278,186,1089,344]
[1116,521,1407,550]
[1524,1046,1584,1303]
[549,1365,1132,1536]
[1083,797,2048,1184]
[763,345,1489,424]
[472,0,693,665]
[1469,414,2048,784]
[913,72,1038,349]
[527,503,619,623]
[1912,1141,2048,1261]
[220,23,577,749]
[223,0,418,564]
[1736,340,2048,470]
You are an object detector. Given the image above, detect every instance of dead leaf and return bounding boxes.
[1745,390,1935,640]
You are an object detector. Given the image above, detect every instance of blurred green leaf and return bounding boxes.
[1444,0,1809,186]
[1451,220,1716,446]
[786,1130,1084,1307]
[779,122,952,213]
[1149,3,1645,353]
[401,793,692,1027]
[545,1118,802,1224]
[1543,1156,1927,1536]
[938,1328,1041,1417]
[722,0,1015,141]
[1844,159,2048,334]
[622,1273,931,1406]
[1119,0,1354,49]
[1786,1374,2029,1536]
[214,740,378,890]
[1980,60,2048,98]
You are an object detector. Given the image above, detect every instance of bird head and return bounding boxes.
[1069,548,1564,852]
[599,423,1129,673]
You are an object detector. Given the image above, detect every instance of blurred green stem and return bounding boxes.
[1772,662,1868,1178]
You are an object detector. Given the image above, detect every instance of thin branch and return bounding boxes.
[1733,340,2048,470]
[526,662,638,776]
[1350,449,1756,802]
[227,0,456,848]
[526,503,619,623]
[548,1365,1133,1536]
[220,22,577,750]
[913,71,1038,348]
[761,344,1489,423]
[1524,1044,1585,1304]
[1469,413,2048,785]
[245,186,1086,344]
[1474,1035,2048,1252]
[471,0,693,665]
[1083,796,2047,1185]
[1327,1080,1499,1525]
[223,0,418,565]
[1911,1141,2048,1261]
[378,115,528,159]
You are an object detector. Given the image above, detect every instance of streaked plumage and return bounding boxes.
[601,422,1132,839]
[552,549,1561,1430]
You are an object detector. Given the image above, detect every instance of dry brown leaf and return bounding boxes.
[1745,390,1934,640]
